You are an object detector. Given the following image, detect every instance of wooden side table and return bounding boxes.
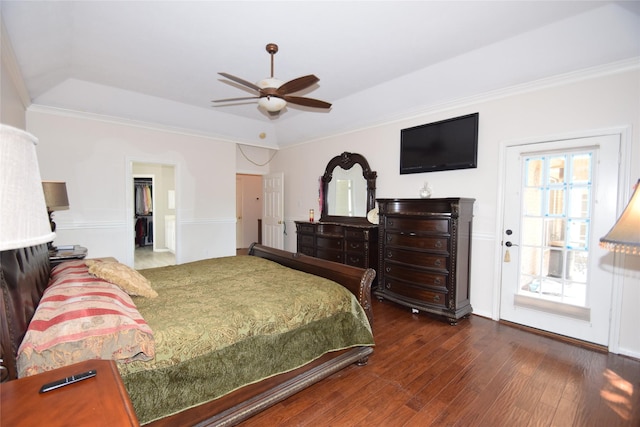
[49,245,88,267]
[0,359,139,426]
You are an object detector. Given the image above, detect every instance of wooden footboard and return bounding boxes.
[248,243,376,328]
[149,346,373,427]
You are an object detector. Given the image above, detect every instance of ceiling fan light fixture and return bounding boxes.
[256,78,284,89]
[213,43,330,114]
[258,96,287,112]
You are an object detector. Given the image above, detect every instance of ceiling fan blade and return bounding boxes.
[283,95,332,109]
[218,73,261,92]
[212,96,260,103]
[277,75,319,95]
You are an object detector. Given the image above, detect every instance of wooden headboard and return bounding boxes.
[0,243,50,381]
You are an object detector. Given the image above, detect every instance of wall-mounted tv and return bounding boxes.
[400,113,479,174]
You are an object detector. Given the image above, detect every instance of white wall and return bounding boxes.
[27,108,238,265]
[1,19,27,128]
[1,59,25,128]
[271,65,640,357]
[236,143,275,175]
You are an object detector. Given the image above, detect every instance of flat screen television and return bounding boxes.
[400,113,479,174]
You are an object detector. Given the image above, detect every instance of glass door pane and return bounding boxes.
[519,152,593,307]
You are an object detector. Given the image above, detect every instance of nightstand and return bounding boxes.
[49,245,88,267]
[0,359,139,426]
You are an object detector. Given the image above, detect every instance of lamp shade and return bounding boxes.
[0,125,56,250]
[42,181,69,211]
[258,96,287,112]
[599,179,640,255]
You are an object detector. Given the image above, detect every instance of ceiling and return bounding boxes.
[2,1,639,149]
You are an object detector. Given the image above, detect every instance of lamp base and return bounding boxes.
[48,212,56,253]
[47,242,58,254]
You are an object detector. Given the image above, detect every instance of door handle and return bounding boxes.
[504,229,517,247]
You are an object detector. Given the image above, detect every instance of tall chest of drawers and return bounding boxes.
[375,198,474,324]
[295,221,378,271]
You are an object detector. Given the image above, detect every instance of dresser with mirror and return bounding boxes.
[295,152,378,272]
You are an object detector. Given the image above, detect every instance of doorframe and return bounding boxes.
[493,126,632,353]
[125,157,179,267]
[236,173,264,249]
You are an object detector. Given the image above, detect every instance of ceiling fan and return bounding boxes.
[212,43,332,115]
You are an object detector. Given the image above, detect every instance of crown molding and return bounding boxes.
[26,103,245,146]
[286,57,640,149]
[22,55,640,150]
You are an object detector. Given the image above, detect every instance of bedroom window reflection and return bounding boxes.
[334,179,354,216]
[328,163,367,217]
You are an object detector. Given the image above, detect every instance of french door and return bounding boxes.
[499,134,620,345]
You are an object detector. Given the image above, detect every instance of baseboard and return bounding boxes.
[498,319,608,354]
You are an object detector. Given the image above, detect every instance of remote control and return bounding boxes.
[39,369,97,393]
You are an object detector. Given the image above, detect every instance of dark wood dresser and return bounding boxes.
[295,221,378,271]
[375,198,474,324]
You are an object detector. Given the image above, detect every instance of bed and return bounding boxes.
[0,243,375,426]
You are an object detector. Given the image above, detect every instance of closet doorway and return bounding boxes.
[133,162,176,269]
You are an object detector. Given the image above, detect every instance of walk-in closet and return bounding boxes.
[134,177,154,247]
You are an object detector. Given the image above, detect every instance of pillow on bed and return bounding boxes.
[16,267,155,377]
[86,259,158,298]
[50,259,95,280]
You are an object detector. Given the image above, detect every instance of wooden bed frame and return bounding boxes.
[0,243,375,426]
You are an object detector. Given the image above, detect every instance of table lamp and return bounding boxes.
[42,181,69,245]
[600,179,640,255]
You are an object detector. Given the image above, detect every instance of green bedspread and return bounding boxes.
[118,255,374,424]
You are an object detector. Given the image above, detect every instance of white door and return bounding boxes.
[500,134,620,345]
[262,172,284,249]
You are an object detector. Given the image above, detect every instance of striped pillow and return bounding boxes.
[16,263,155,377]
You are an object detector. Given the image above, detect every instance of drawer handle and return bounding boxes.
[433,295,441,302]
[386,267,391,273]
[434,241,443,249]
[388,220,394,226]
[387,251,393,258]
[434,278,441,286]
[349,256,360,263]
[434,259,442,267]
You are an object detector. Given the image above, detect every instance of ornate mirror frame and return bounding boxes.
[320,152,377,225]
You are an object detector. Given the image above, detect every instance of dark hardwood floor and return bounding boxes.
[241,299,640,426]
